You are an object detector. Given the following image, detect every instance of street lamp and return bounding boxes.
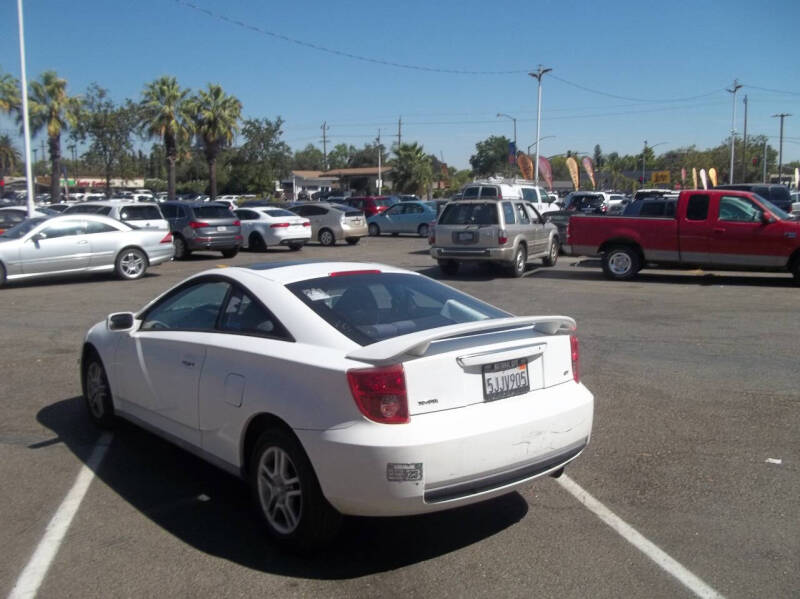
[726,79,742,184]
[529,65,552,185]
[771,113,791,185]
[642,140,667,186]
[527,136,556,155]
[496,113,517,149]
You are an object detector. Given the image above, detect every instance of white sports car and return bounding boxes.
[81,261,593,549]
[234,207,311,251]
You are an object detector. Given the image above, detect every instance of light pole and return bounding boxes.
[496,113,517,150]
[17,0,35,216]
[527,136,556,155]
[726,79,742,184]
[771,113,791,185]
[529,65,552,185]
[376,129,382,195]
[642,140,667,187]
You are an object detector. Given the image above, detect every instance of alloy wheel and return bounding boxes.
[257,446,303,535]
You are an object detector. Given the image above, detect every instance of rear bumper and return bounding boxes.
[339,223,368,239]
[147,245,174,265]
[187,235,242,251]
[297,381,593,517]
[430,245,515,262]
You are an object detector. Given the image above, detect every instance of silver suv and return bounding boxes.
[430,198,559,277]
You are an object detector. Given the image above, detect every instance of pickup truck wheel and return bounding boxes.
[509,245,527,278]
[542,239,558,267]
[602,246,640,280]
[791,260,800,282]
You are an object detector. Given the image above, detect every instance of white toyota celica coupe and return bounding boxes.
[81,261,594,549]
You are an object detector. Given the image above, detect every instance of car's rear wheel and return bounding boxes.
[115,247,148,280]
[346,237,360,245]
[509,245,527,278]
[82,352,115,429]
[368,223,380,236]
[542,238,559,267]
[0,262,6,288]
[318,229,335,246]
[417,223,429,238]
[221,248,239,259]
[288,242,303,251]
[791,259,800,282]
[602,245,641,280]
[173,235,190,260]
[438,259,459,275]
[249,428,341,550]
[249,232,266,252]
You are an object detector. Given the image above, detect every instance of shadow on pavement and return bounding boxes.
[539,265,798,287]
[0,270,162,290]
[37,397,528,579]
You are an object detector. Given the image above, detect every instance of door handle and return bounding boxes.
[77,239,89,245]
[713,227,726,234]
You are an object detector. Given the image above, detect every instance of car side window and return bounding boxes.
[141,280,231,331]
[220,286,291,340]
[408,204,423,214]
[161,205,176,218]
[386,204,403,215]
[86,221,118,234]
[38,220,86,239]
[480,187,498,199]
[308,206,327,216]
[514,203,530,224]
[521,188,536,202]
[235,209,259,220]
[501,202,515,225]
[526,204,542,222]
[463,186,480,199]
[686,195,709,221]
[718,196,761,222]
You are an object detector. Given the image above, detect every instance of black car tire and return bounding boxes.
[417,223,429,238]
[115,247,148,280]
[318,229,335,246]
[288,243,303,251]
[542,238,559,267]
[601,245,641,280]
[249,232,266,252]
[346,237,360,245]
[438,259,459,275]
[368,223,380,236]
[0,261,6,287]
[173,235,190,260]
[82,351,116,429]
[221,248,239,259]
[249,428,341,551]
[509,245,527,278]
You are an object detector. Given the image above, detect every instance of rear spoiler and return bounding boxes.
[346,316,576,364]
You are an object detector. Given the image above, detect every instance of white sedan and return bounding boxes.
[81,262,593,549]
[235,207,311,251]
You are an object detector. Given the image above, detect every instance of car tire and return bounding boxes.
[509,245,527,278]
[318,229,335,246]
[221,248,239,259]
[288,243,303,251]
[791,259,800,282]
[115,247,148,280]
[368,223,380,236]
[0,261,6,287]
[602,245,641,280]
[542,238,559,267]
[417,223,429,238]
[438,259,459,275]
[82,351,115,429]
[249,232,266,252]
[249,428,341,551]
[173,235,190,260]
[346,237,360,245]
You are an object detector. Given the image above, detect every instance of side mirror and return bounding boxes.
[107,312,135,331]
[29,233,43,244]
[761,212,774,225]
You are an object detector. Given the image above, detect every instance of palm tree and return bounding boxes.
[0,70,20,114]
[392,142,433,196]
[139,76,193,201]
[188,84,242,200]
[0,135,21,175]
[27,71,81,201]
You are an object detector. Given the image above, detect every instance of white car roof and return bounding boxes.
[51,213,131,229]
[195,261,413,285]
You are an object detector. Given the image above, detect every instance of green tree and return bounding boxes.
[293,144,324,170]
[139,76,193,201]
[73,84,138,195]
[0,135,21,176]
[27,71,82,201]
[187,84,242,200]
[326,143,356,169]
[349,142,388,168]
[593,144,604,169]
[0,69,20,114]
[469,135,513,177]
[228,117,292,195]
[391,142,432,196]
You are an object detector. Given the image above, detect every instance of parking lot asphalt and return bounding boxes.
[0,235,797,598]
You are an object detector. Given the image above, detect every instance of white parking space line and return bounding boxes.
[8,433,112,599]
[556,474,725,599]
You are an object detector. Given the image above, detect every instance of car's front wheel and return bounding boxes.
[542,238,558,267]
[368,223,380,236]
[249,428,341,550]
[82,351,115,428]
[417,223,429,238]
[115,247,148,280]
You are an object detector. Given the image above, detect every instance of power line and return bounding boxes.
[742,84,800,96]
[549,74,724,103]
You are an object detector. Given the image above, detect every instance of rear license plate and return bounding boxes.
[217,226,227,231]
[457,231,474,242]
[482,358,529,401]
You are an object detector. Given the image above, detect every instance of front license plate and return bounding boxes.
[482,358,529,401]
[217,226,227,231]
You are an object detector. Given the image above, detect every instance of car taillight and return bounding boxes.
[302,221,310,227]
[570,335,580,383]
[428,230,435,245]
[160,232,173,243]
[232,220,240,226]
[270,222,290,228]
[189,221,210,229]
[497,189,503,199]
[347,364,409,424]
[499,230,508,244]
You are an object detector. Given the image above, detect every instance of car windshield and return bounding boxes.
[439,202,498,225]
[193,205,232,219]
[287,272,509,345]
[0,217,48,239]
[753,194,792,220]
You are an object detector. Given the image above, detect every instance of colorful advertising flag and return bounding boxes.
[708,167,718,187]
[581,157,596,189]
[508,142,517,165]
[699,168,708,190]
[566,156,580,190]
[692,168,698,189]
[681,167,686,185]
[516,153,534,180]
[538,156,553,190]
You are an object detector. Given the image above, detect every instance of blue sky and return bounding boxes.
[1,0,799,170]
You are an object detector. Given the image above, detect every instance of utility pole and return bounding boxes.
[641,140,647,186]
[726,78,742,184]
[771,113,791,185]
[762,140,768,183]
[740,95,748,182]
[320,121,329,170]
[529,65,552,185]
[397,116,402,147]
[376,129,382,195]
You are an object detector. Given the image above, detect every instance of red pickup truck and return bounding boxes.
[565,189,800,281]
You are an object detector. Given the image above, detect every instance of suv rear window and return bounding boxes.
[120,206,162,220]
[463,187,480,199]
[193,206,232,219]
[479,187,498,198]
[439,202,499,225]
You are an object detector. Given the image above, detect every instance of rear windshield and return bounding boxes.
[463,186,480,199]
[263,209,295,217]
[193,206,232,219]
[330,205,363,217]
[287,273,509,345]
[439,202,499,225]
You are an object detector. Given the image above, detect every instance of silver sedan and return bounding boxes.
[0,214,175,286]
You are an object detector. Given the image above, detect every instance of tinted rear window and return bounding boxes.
[120,206,162,220]
[463,186,480,199]
[439,202,499,225]
[193,206,233,219]
[287,273,509,345]
[480,187,498,198]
